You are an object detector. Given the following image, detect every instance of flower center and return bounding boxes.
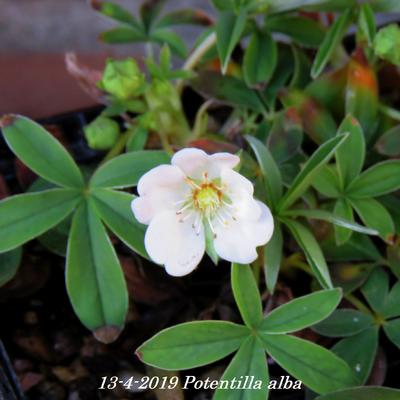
[175,173,238,237]
[193,184,221,214]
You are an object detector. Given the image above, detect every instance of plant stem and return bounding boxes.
[176,32,217,94]
[345,293,373,316]
[102,131,131,164]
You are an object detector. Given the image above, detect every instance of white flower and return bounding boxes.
[131,148,274,276]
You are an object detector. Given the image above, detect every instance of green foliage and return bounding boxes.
[311,9,352,78]
[374,24,400,66]
[0,247,22,287]
[0,115,169,342]
[84,116,120,150]
[216,10,247,74]
[137,263,357,396]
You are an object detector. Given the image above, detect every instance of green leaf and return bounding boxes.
[260,333,358,394]
[332,327,378,384]
[350,198,394,242]
[336,115,365,188]
[214,336,269,400]
[0,247,22,287]
[334,198,354,245]
[211,0,236,11]
[322,233,382,263]
[312,165,341,198]
[93,1,142,28]
[268,0,355,13]
[265,15,325,48]
[91,188,147,258]
[100,27,146,44]
[90,150,170,188]
[66,200,128,343]
[191,72,264,113]
[246,135,282,208]
[278,134,348,211]
[311,9,352,79]
[383,318,400,349]
[231,263,263,329]
[358,3,376,45]
[347,161,400,198]
[264,223,282,294]
[126,127,148,152]
[284,208,377,236]
[156,9,213,28]
[1,115,84,188]
[243,30,277,87]
[284,219,333,289]
[312,309,374,337]
[151,29,188,58]
[316,387,400,400]
[136,321,249,370]
[371,0,400,12]
[383,281,400,319]
[260,289,341,334]
[216,10,247,74]
[361,268,389,313]
[0,189,80,253]
[140,0,166,31]
[375,125,400,157]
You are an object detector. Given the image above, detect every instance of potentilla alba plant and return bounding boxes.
[131,148,274,276]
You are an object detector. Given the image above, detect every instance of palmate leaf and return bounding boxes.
[278,134,348,211]
[263,223,283,294]
[0,189,81,252]
[311,9,352,79]
[284,219,333,289]
[332,327,379,384]
[260,289,342,334]
[66,200,128,344]
[246,135,282,209]
[231,263,263,329]
[361,268,389,313]
[350,198,395,242]
[216,10,247,74]
[260,333,358,394]
[136,321,249,370]
[0,247,22,287]
[1,115,84,188]
[214,336,268,400]
[312,309,374,337]
[336,115,365,188]
[90,150,170,188]
[347,160,400,198]
[91,188,147,258]
[316,386,400,400]
[243,30,277,87]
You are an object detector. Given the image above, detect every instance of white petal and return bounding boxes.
[242,201,274,247]
[144,211,205,277]
[209,152,240,172]
[172,148,240,179]
[171,148,209,179]
[221,169,260,221]
[213,220,258,264]
[137,164,185,196]
[213,201,274,264]
[221,168,254,195]
[131,187,184,225]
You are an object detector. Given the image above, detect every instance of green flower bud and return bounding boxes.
[99,58,146,100]
[145,79,181,112]
[374,24,400,66]
[84,116,120,150]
